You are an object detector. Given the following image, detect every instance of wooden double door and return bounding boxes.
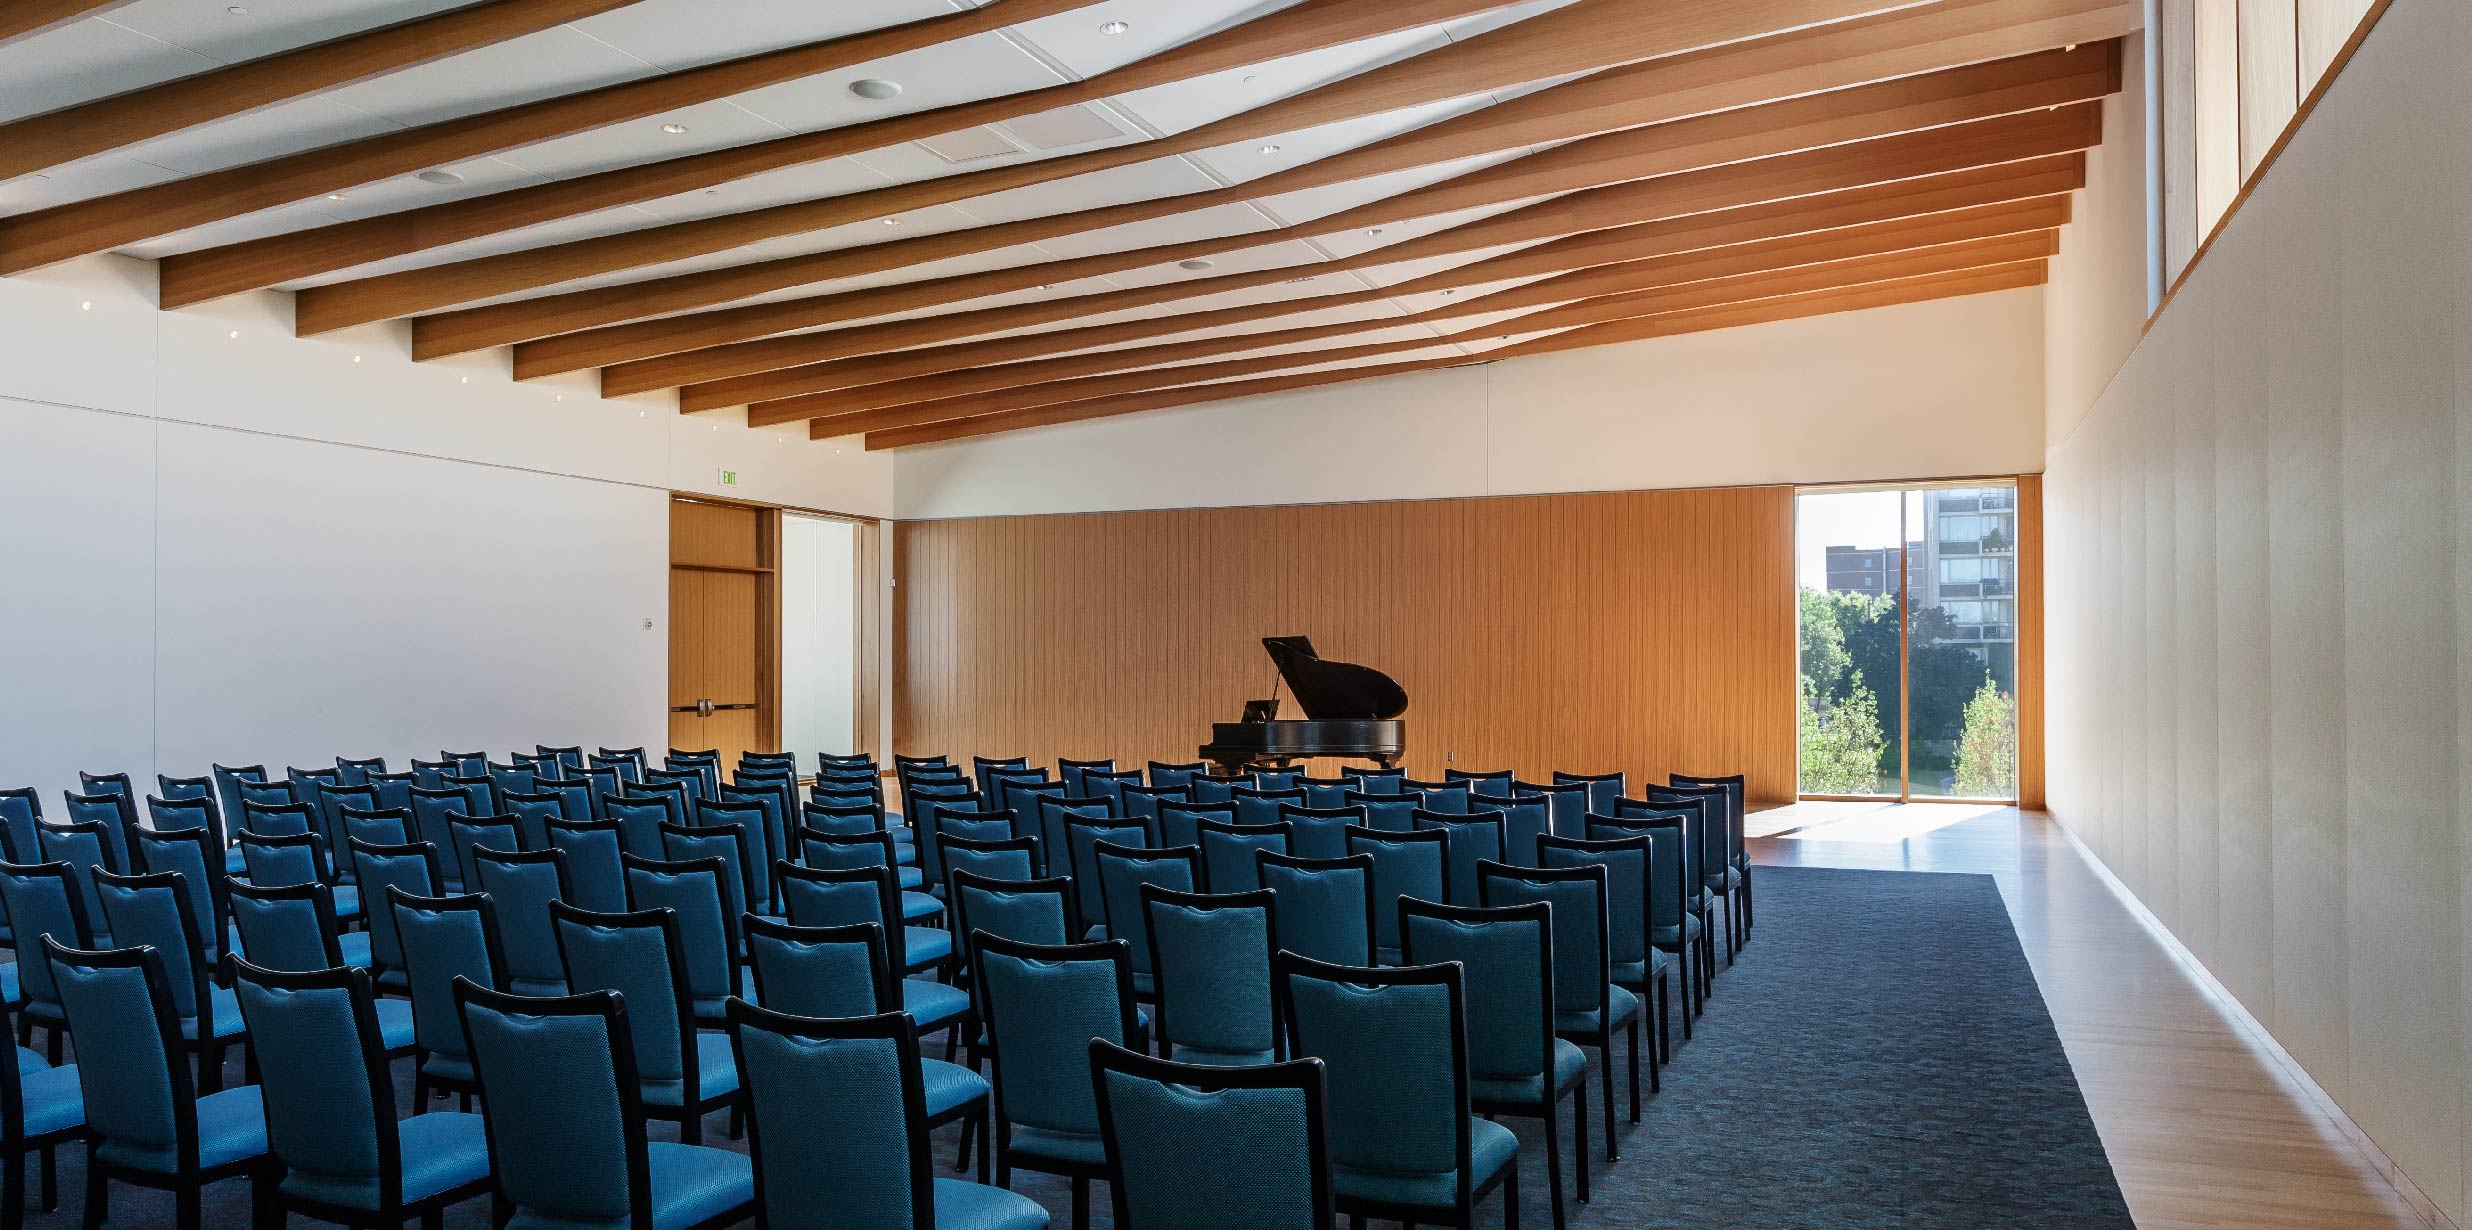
[669,498,780,768]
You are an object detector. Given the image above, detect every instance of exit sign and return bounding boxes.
[718,469,739,487]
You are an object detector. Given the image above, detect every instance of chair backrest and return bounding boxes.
[1188,774,1246,805]
[444,752,489,780]
[1343,790,1417,833]
[549,903,698,1088]
[44,941,198,1169]
[409,761,454,791]
[1255,851,1377,967]
[455,982,653,1228]
[0,788,40,863]
[948,872,1072,961]
[567,764,621,817]
[1154,800,1234,851]
[717,785,790,878]
[1339,766,1405,795]
[938,833,1039,893]
[1586,813,1690,935]
[0,862,94,1007]
[970,755,1030,797]
[537,745,586,772]
[591,749,646,782]
[310,783,376,853]
[971,934,1141,1139]
[37,819,119,924]
[1094,842,1201,978]
[211,764,268,843]
[230,960,404,1204]
[1669,772,1747,867]
[365,772,418,814]
[1539,833,1653,969]
[1057,758,1114,794]
[696,798,777,899]
[1064,818,1149,933]
[1400,899,1553,1086]
[93,869,214,1027]
[1143,886,1278,1061]
[1473,794,1553,867]
[545,818,628,913]
[1274,804,1363,861]
[903,781,977,883]
[74,773,141,867]
[621,854,739,1007]
[730,1002,930,1230]
[1275,953,1470,1202]
[1401,779,1470,814]
[1146,762,1203,790]
[407,788,474,866]
[501,791,568,851]
[339,804,413,848]
[800,800,886,845]
[334,756,389,786]
[445,813,524,892]
[1081,769,1145,809]
[132,825,228,950]
[1553,770,1627,819]
[1248,768,1302,792]
[1115,784,1187,832]
[1198,819,1290,894]
[925,805,1015,853]
[227,878,348,972]
[143,792,220,846]
[666,815,764,921]
[1412,809,1505,905]
[350,840,447,974]
[742,917,894,1020]
[1344,825,1446,953]
[994,776,1063,821]
[1230,787,1306,828]
[1479,861,1611,1021]
[1092,1041,1333,1230]
[470,847,571,991]
[1035,796,1115,876]
[1639,785,1726,886]
[1512,780,1591,841]
[487,763,539,807]
[239,829,334,889]
[1445,768,1515,798]
[393,889,507,1061]
[599,794,672,861]
[1297,777,1353,809]
[530,777,598,832]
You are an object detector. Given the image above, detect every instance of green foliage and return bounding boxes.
[1798,673,1886,794]
[1952,679,2018,797]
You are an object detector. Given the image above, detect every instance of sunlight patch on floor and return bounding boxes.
[1766,801,2008,843]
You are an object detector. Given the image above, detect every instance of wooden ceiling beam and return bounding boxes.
[0,0,1109,273]
[783,193,2070,431]
[152,0,1533,308]
[0,0,643,183]
[860,259,2048,448]
[673,99,2101,407]
[739,153,2084,421]
[527,37,2116,378]
[0,0,140,47]
[817,225,2057,433]
[474,0,2134,367]
[282,0,1944,333]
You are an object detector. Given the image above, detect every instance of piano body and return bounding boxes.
[1198,636,1407,775]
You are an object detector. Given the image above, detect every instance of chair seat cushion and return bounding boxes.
[421,1053,474,1086]
[99,1086,267,1175]
[900,891,943,921]
[919,1058,990,1120]
[626,1142,754,1230]
[224,847,249,875]
[340,931,374,970]
[375,998,416,1052]
[0,962,16,1005]
[901,979,970,1032]
[1333,1117,1518,1209]
[1650,915,1701,949]
[1555,984,1641,1037]
[903,926,953,969]
[1006,1125,1106,1168]
[507,976,567,997]
[931,1177,1048,1230]
[897,864,925,890]
[282,1110,489,1210]
[1611,949,1675,990]
[1168,1045,1276,1067]
[181,985,250,1041]
[17,1064,83,1138]
[14,1046,46,1074]
[1470,1039,1588,1106]
[643,1033,740,1108]
[330,885,363,920]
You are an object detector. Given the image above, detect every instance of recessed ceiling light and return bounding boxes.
[1242,74,1258,84]
[2064,42,2077,51]
[1099,20,1130,35]
[328,193,348,201]
[1178,259,1214,271]
[79,301,91,311]
[227,330,239,340]
[225,5,248,13]
[459,376,470,384]
[1442,289,1457,296]
[351,354,363,362]
[661,123,689,135]
[1258,144,1282,155]
[1365,227,1383,236]
[416,169,463,186]
[849,78,902,100]
[880,217,901,226]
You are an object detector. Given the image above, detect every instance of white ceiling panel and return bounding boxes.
[303,157,553,223]
[950,148,1215,226]
[1356,239,1550,286]
[1098,234,1321,288]
[0,19,214,124]
[1107,27,1440,137]
[724,30,1065,135]
[495,99,788,180]
[321,28,661,128]
[1185,93,1489,189]
[1023,199,1276,261]
[1250,147,1530,227]
[1433,302,1564,339]
[111,96,402,176]
[572,0,956,74]
[101,0,469,62]
[631,157,894,223]
[121,199,350,260]
[1306,196,1535,259]
[1008,0,1293,81]
[274,204,672,288]
[1384,269,1566,315]
[0,158,186,215]
[1440,0,1581,43]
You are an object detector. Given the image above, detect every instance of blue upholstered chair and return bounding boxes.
[1672,771,1751,938]
[798,830,941,924]
[1145,762,1202,791]
[568,764,623,819]
[408,761,454,792]
[1474,794,1553,867]
[0,992,85,1229]
[1034,797,1111,879]
[545,818,628,914]
[1297,777,1354,809]
[1343,790,1417,833]
[406,789,475,884]
[992,774,1060,821]
[1056,759,1112,795]
[1402,898,1587,1228]
[939,835,1039,899]
[1061,819,1148,940]
[46,940,273,1227]
[661,816,767,926]
[1275,954,1518,1230]
[129,826,233,967]
[547,902,740,1144]
[947,871,1073,1018]
[442,813,523,898]
[1589,811,1704,1019]
[223,879,384,990]
[1089,1041,1328,1230]
[906,782,979,892]
[929,803,1017,858]
[1480,861,1640,1158]
[1275,803,1362,861]
[777,863,951,980]
[1414,809,1507,906]
[729,1001,1039,1230]
[142,793,227,877]
[590,748,646,784]
[719,782,795,869]
[1256,852,1378,968]
[664,750,719,800]
[1552,771,1626,819]
[70,775,141,870]
[500,790,568,851]
[485,763,538,810]
[1187,774,1246,806]
[284,768,343,822]
[211,764,268,847]
[0,789,40,867]
[601,794,674,863]
[1345,825,1446,964]
[0,863,96,1060]
[1641,782,1735,961]
[1513,780,1591,845]
[1247,769,1302,793]
[346,840,446,995]
[337,804,412,849]
[1197,820,1289,894]
[1615,795,1720,981]
[1445,768,1515,799]
[363,772,419,817]
[229,959,491,1226]
[741,918,991,1179]
[531,776,599,831]
[238,830,361,924]
[454,981,753,1228]
[442,752,489,783]
[310,784,377,865]
[333,757,388,787]
[1141,886,1278,1067]
[1152,801,1231,853]
[34,821,119,940]
[801,811,924,886]
[92,870,248,1094]
[621,855,745,1026]
[1339,766,1404,795]
[390,889,506,1109]
[1092,843,1200,1000]
[972,935,1142,1230]
[469,846,571,996]
[537,745,586,773]
[1229,787,1304,829]
[1113,785,1184,837]
[971,756,1030,798]
[1543,833,1674,1069]
[1402,779,1471,815]
[818,752,878,771]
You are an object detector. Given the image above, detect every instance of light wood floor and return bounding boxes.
[1752,803,2443,1230]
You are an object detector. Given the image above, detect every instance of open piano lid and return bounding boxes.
[1263,636,1408,721]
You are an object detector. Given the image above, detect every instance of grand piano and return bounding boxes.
[1198,636,1407,775]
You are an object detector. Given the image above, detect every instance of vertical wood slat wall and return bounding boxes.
[669,497,781,764]
[854,522,883,759]
[2016,474,2047,810]
[893,485,1801,806]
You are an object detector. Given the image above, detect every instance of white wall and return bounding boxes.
[0,254,896,803]
[780,513,860,774]
[2044,0,2472,1217]
[894,286,2050,519]
[2043,30,2151,444]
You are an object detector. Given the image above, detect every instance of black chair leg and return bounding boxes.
[1542,1098,1566,1230]
[175,1182,201,1230]
[1572,1082,1589,1203]
[1504,1162,1520,1230]
[80,1150,104,1230]
[4,1147,23,1230]
[44,1028,60,1067]
[1630,1017,1646,1112]
[1071,1176,1090,1230]
[679,1111,703,1145]
[1598,1040,1617,1162]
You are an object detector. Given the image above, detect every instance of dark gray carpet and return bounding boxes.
[11,866,2133,1228]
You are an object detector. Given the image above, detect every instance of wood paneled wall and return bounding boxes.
[669,497,780,763]
[894,486,1799,805]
